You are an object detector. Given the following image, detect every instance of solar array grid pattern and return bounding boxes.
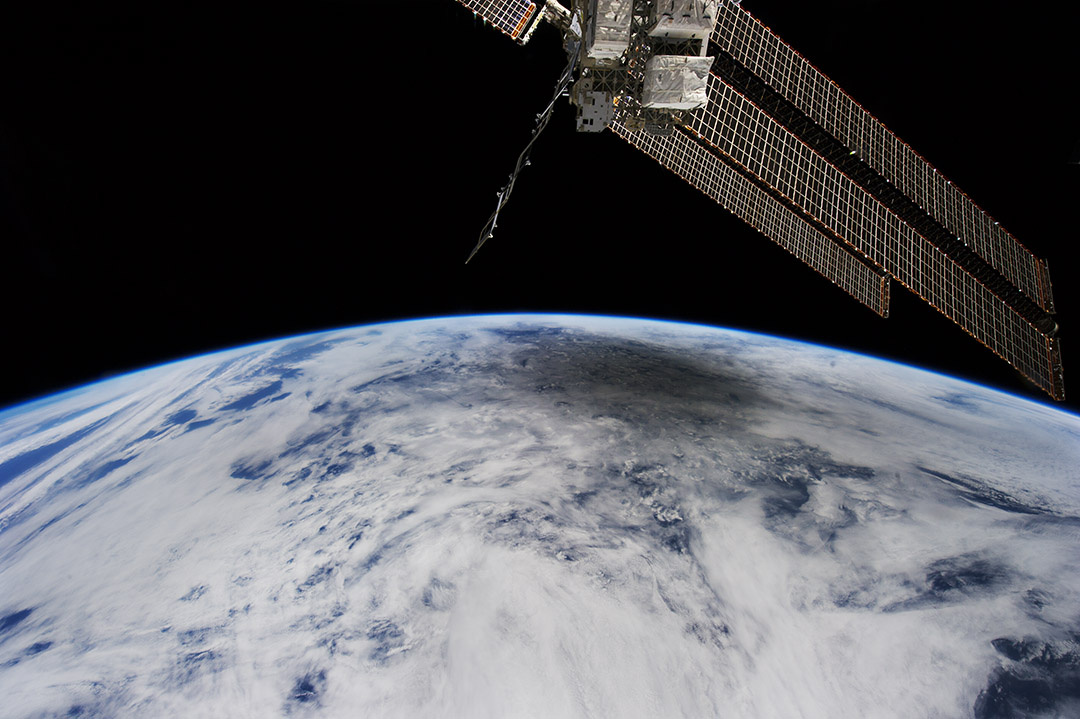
[452,0,537,41]
[686,72,1060,394]
[610,120,890,316]
[711,1,1052,310]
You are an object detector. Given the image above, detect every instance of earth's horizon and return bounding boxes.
[1,314,1078,718]
[3,314,1075,421]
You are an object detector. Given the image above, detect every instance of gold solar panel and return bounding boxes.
[710,0,1055,313]
[611,120,891,318]
[453,0,1065,399]
[657,70,1064,399]
[452,0,540,43]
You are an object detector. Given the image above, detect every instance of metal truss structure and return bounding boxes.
[450,0,1065,400]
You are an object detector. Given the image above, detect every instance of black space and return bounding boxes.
[1,0,1078,413]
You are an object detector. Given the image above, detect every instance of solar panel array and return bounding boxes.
[452,0,539,42]
[449,0,1065,398]
[656,70,1064,398]
[710,0,1055,312]
[611,120,891,317]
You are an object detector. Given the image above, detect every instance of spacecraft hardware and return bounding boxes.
[458,0,1065,400]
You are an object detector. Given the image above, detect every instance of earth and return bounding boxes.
[1,315,1078,718]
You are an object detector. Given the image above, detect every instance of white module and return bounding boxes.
[641,54,712,109]
[648,0,718,40]
[586,0,633,61]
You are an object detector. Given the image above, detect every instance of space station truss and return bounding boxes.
[454,0,1065,400]
[451,0,542,43]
